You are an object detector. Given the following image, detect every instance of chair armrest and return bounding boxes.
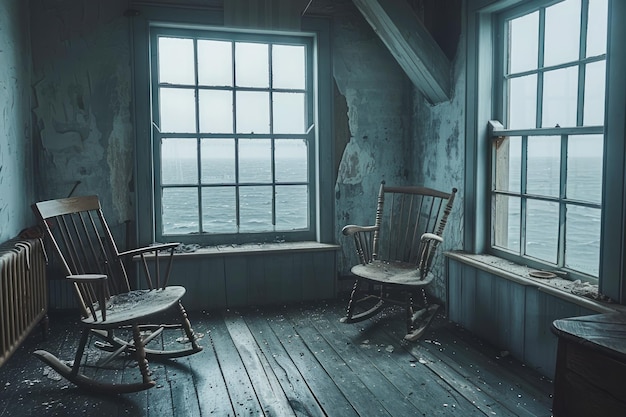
[118,242,180,258]
[342,225,379,265]
[420,233,443,243]
[120,243,180,290]
[341,224,378,236]
[66,273,108,282]
[418,233,444,274]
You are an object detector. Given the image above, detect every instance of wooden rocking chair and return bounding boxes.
[31,195,202,393]
[341,182,457,341]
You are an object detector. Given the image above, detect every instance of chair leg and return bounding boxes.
[406,290,417,335]
[344,279,362,321]
[404,288,439,341]
[132,323,153,385]
[71,328,90,377]
[178,301,201,351]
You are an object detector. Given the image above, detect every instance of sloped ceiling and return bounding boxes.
[352,0,452,103]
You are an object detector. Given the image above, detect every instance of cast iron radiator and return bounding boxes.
[0,238,48,367]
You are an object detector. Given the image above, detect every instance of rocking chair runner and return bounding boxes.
[31,195,202,393]
[341,182,457,341]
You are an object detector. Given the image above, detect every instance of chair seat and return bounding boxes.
[83,286,186,328]
[351,260,434,287]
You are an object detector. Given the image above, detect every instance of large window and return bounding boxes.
[133,8,332,247]
[490,0,608,280]
[151,29,315,245]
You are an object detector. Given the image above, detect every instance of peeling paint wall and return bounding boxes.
[0,0,34,242]
[26,0,464,289]
[331,1,415,275]
[411,18,466,301]
[30,0,133,244]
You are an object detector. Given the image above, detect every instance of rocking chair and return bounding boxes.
[31,195,202,393]
[341,182,457,341]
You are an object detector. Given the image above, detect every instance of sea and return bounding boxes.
[504,156,602,276]
[160,155,603,276]
[160,156,309,236]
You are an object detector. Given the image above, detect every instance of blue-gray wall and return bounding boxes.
[410,21,466,300]
[30,0,133,245]
[26,0,455,268]
[0,0,35,242]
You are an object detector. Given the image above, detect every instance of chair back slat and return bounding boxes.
[372,183,457,267]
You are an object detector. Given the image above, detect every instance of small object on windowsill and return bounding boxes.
[529,270,557,279]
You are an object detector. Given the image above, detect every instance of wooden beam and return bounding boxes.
[352,0,452,103]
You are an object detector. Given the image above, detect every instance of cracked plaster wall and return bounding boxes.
[331,1,414,276]
[24,0,466,295]
[410,21,466,301]
[0,0,34,242]
[30,0,133,244]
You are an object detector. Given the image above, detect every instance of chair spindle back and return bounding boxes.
[372,183,457,270]
[33,196,131,317]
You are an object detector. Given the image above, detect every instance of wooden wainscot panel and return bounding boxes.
[145,243,339,310]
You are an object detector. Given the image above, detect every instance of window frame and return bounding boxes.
[489,0,607,282]
[132,5,334,247]
[150,27,316,245]
[465,0,626,303]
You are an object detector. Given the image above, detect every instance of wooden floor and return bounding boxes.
[0,299,553,417]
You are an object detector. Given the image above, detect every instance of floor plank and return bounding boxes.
[242,311,329,417]
[223,310,297,417]
[249,309,359,417]
[0,300,554,417]
[186,313,235,417]
[313,304,486,416]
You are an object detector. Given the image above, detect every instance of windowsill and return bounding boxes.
[171,241,340,258]
[445,251,625,314]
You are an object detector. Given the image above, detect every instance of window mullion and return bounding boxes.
[577,0,590,127]
[536,8,546,129]
[193,38,203,234]
[520,135,528,255]
[558,134,568,267]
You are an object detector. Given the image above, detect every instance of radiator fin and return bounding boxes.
[0,238,47,367]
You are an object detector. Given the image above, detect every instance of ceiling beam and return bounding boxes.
[352,0,451,103]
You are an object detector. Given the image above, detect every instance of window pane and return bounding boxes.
[583,61,606,126]
[544,0,581,67]
[587,0,608,57]
[239,186,273,232]
[494,136,521,193]
[508,74,537,129]
[508,12,538,74]
[158,37,195,85]
[275,139,308,183]
[198,40,232,87]
[235,42,268,88]
[525,199,558,263]
[202,187,237,233]
[236,91,269,133]
[199,90,233,133]
[493,194,520,252]
[160,88,196,133]
[201,139,235,184]
[276,185,308,230]
[565,205,600,276]
[272,45,306,89]
[161,139,197,184]
[567,135,603,203]
[273,92,306,134]
[162,188,199,235]
[527,136,560,197]
[542,66,578,128]
[239,139,271,183]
